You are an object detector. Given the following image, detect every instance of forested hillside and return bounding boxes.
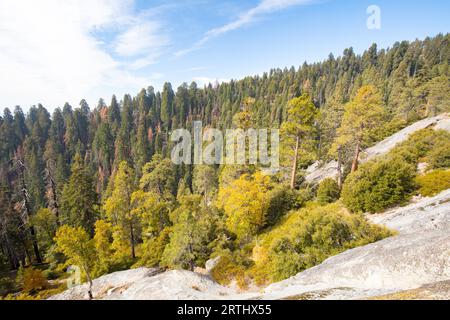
[1,34,449,299]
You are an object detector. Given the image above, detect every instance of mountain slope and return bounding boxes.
[50,188,450,300]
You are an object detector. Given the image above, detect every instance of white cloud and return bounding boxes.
[0,0,168,110]
[115,21,168,57]
[175,0,313,57]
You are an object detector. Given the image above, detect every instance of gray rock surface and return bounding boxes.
[305,114,450,184]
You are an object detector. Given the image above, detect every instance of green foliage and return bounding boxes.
[210,247,254,289]
[0,34,449,293]
[416,170,450,197]
[427,138,450,169]
[136,227,171,268]
[60,154,99,235]
[161,195,217,270]
[140,154,176,201]
[193,165,218,202]
[342,158,416,213]
[31,208,58,251]
[280,94,318,188]
[335,85,386,146]
[0,276,15,297]
[390,129,450,167]
[265,185,298,225]
[251,203,393,284]
[317,179,341,205]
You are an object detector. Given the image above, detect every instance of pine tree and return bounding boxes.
[60,154,98,235]
[280,94,318,189]
[334,85,386,172]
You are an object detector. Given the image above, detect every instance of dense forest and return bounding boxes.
[1,34,449,299]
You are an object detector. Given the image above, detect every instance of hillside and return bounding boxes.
[1,34,449,300]
[49,188,450,300]
[305,113,450,184]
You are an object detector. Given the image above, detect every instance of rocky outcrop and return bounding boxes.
[257,189,450,300]
[50,189,450,300]
[305,114,450,184]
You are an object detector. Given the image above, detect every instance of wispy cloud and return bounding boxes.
[0,0,169,109]
[175,0,313,57]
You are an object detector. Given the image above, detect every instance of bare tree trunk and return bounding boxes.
[188,243,194,272]
[84,267,94,300]
[351,140,361,173]
[130,221,136,259]
[337,145,343,189]
[45,168,60,226]
[290,136,300,190]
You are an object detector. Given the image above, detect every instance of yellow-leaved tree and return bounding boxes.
[217,172,271,242]
[103,161,139,262]
[54,225,96,299]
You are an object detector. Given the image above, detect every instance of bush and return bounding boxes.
[250,203,392,284]
[416,170,450,197]
[20,267,48,294]
[135,227,171,268]
[210,245,254,289]
[342,157,416,213]
[0,276,15,297]
[427,142,450,169]
[265,185,298,226]
[391,129,450,166]
[316,179,340,205]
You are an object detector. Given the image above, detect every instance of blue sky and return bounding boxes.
[0,0,449,111]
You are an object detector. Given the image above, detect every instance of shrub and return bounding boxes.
[342,157,416,213]
[416,170,450,197]
[210,245,254,289]
[391,129,450,166]
[0,277,15,297]
[316,179,340,205]
[135,227,171,268]
[20,267,48,294]
[427,142,450,169]
[251,203,392,284]
[265,185,297,226]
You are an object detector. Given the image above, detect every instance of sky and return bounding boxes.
[0,0,449,112]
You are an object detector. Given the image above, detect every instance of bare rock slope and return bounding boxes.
[305,114,450,184]
[50,189,450,300]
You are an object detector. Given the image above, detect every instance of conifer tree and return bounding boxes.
[60,154,98,235]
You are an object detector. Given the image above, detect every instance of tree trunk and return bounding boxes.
[290,136,300,190]
[16,158,42,264]
[187,243,194,272]
[29,226,42,264]
[337,145,343,189]
[130,221,136,259]
[351,140,361,173]
[84,267,94,300]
